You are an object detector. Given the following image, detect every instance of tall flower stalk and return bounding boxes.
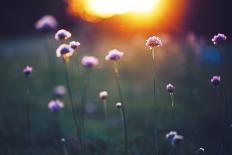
[146,36,162,155]
[23,65,33,155]
[99,91,109,121]
[105,49,128,155]
[61,138,69,155]
[211,33,229,155]
[56,43,82,147]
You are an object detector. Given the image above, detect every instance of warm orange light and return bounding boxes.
[68,0,161,22]
[67,0,186,31]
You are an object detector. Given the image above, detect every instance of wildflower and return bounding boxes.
[211,75,221,86]
[81,56,99,68]
[23,66,33,76]
[69,41,80,50]
[165,131,177,140]
[55,29,72,41]
[56,44,74,60]
[105,49,124,61]
[212,33,227,45]
[61,138,66,143]
[48,99,64,112]
[35,15,58,32]
[99,91,108,100]
[198,148,205,154]
[166,83,175,93]
[171,134,184,146]
[116,102,122,108]
[145,36,162,49]
[53,85,66,98]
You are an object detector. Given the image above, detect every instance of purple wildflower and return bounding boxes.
[171,134,184,146]
[99,91,108,100]
[53,85,66,98]
[23,66,33,76]
[48,99,64,112]
[55,29,72,41]
[165,131,177,140]
[35,15,58,32]
[69,41,80,50]
[105,49,124,61]
[166,83,175,93]
[81,56,99,68]
[145,36,162,49]
[212,33,227,45]
[211,75,221,86]
[56,44,74,58]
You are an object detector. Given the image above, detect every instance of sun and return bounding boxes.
[68,0,161,21]
[86,0,159,18]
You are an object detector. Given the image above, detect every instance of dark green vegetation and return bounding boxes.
[0,33,232,155]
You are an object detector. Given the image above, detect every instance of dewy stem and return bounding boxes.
[170,93,175,107]
[113,61,128,155]
[63,59,82,148]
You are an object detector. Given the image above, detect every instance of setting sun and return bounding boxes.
[86,0,159,17]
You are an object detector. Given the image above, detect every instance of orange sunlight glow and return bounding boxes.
[67,0,186,29]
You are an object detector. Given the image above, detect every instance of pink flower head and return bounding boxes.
[56,44,74,58]
[48,99,64,112]
[81,56,99,68]
[211,75,221,86]
[145,36,162,49]
[69,41,80,50]
[23,66,33,76]
[55,29,72,41]
[35,15,58,32]
[99,91,108,100]
[166,83,175,93]
[105,49,124,61]
[212,33,227,45]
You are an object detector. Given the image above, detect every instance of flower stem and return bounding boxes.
[61,139,68,155]
[103,99,108,122]
[151,48,159,155]
[113,62,128,155]
[170,93,175,107]
[25,77,32,155]
[63,59,81,147]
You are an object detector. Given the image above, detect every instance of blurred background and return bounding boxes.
[1,0,232,155]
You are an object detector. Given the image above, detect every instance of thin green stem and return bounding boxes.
[170,93,175,107]
[25,78,32,155]
[63,59,81,146]
[113,62,128,155]
[61,139,68,155]
[103,100,108,122]
[151,48,159,155]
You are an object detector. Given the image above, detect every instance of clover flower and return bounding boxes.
[35,15,58,32]
[23,66,33,76]
[99,91,108,100]
[53,85,66,98]
[116,102,122,108]
[105,49,124,61]
[48,99,64,112]
[165,131,177,140]
[56,44,74,60]
[211,75,221,86]
[55,29,72,41]
[212,33,227,45]
[166,83,175,93]
[145,36,162,49]
[69,41,80,50]
[81,56,99,68]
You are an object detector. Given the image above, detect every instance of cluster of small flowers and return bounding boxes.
[165,131,184,146]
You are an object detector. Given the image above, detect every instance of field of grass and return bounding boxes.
[0,31,232,155]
